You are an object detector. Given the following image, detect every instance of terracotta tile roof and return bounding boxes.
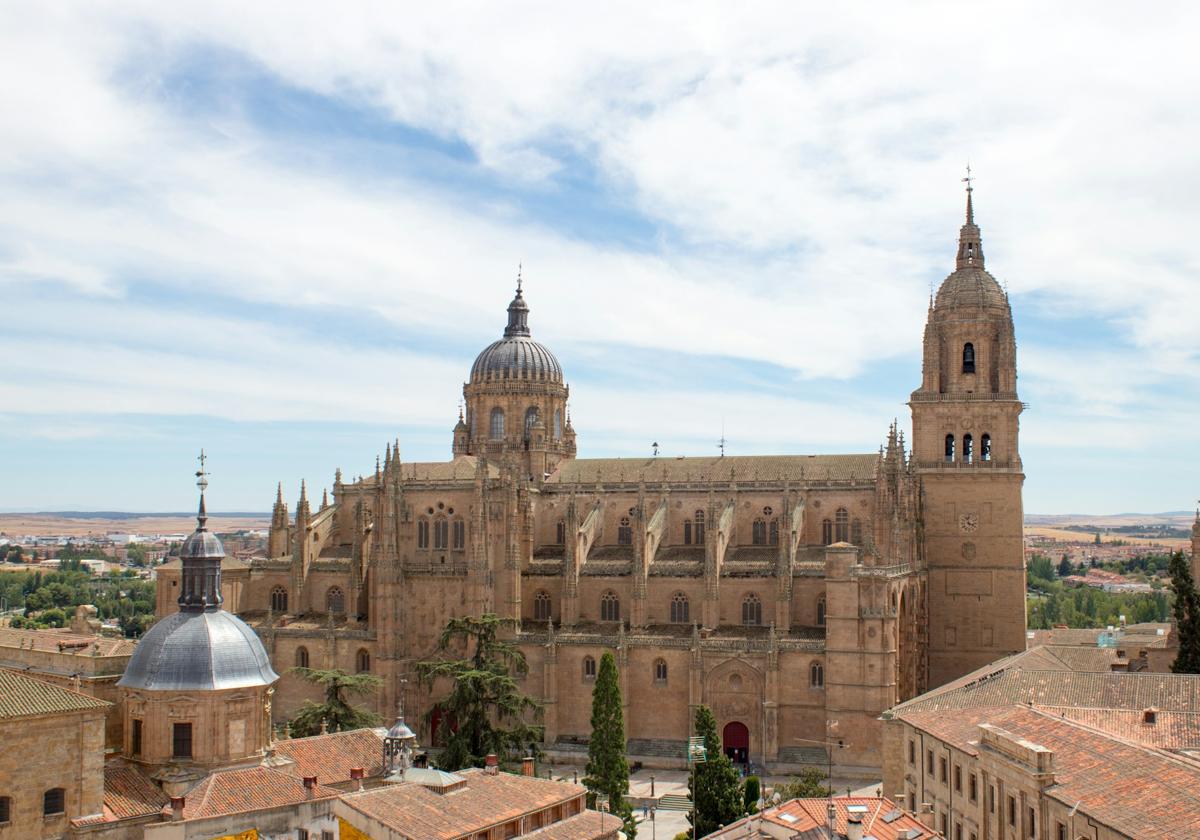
[1049,708,1200,751]
[0,667,110,719]
[100,764,170,821]
[545,454,878,485]
[351,456,500,486]
[522,809,617,840]
[179,766,339,820]
[1028,623,1172,649]
[1035,644,1122,672]
[709,796,939,840]
[338,768,586,840]
[0,626,136,657]
[897,705,1200,839]
[273,727,386,782]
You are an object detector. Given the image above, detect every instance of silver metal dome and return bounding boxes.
[118,610,278,691]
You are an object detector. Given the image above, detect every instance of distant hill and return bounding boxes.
[0,511,269,519]
[1025,511,1193,528]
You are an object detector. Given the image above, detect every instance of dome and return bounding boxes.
[470,336,563,383]
[180,528,224,559]
[118,610,278,691]
[934,266,1008,311]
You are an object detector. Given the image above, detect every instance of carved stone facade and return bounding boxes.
[156,191,1026,774]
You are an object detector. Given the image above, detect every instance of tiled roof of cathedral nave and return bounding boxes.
[544,453,881,486]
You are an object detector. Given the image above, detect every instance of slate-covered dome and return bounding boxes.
[934,266,1008,310]
[469,280,563,384]
[118,610,279,691]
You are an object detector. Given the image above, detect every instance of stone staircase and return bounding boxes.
[776,745,829,765]
[657,793,692,812]
[627,738,687,759]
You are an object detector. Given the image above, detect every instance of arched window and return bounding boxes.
[296,646,309,668]
[962,342,976,374]
[741,593,762,626]
[654,659,668,683]
[821,519,833,545]
[434,518,449,549]
[270,586,288,613]
[694,510,706,545]
[817,597,826,627]
[554,409,562,440]
[752,519,767,545]
[670,592,690,624]
[583,655,597,680]
[356,648,370,673]
[524,406,539,438]
[452,519,465,550]
[835,508,849,543]
[963,434,974,464]
[600,591,620,622]
[683,519,693,545]
[617,516,633,545]
[981,433,992,461]
[769,519,779,545]
[945,434,956,463]
[555,520,566,544]
[810,662,825,688]
[490,407,505,440]
[326,586,345,614]
[417,519,429,549]
[533,590,552,621]
[44,787,65,816]
[850,519,863,546]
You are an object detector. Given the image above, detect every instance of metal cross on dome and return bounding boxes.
[195,449,209,494]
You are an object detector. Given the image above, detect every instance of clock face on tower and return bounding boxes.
[958,513,979,533]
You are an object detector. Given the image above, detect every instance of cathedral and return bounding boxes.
[156,185,1027,774]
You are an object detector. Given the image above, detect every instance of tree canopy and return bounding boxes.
[287,667,383,736]
[583,651,635,838]
[1170,551,1200,674]
[687,705,744,836]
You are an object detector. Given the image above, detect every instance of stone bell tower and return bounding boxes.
[910,177,1027,688]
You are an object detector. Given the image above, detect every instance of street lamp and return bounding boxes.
[649,773,655,798]
[649,805,657,840]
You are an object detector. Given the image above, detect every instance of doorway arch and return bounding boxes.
[722,721,749,766]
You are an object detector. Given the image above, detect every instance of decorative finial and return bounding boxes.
[652,441,660,457]
[276,481,283,504]
[962,163,975,224]
[516,262,523,294]
[195,450,209,529]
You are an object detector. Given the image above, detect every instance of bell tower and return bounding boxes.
[910,177,1027,687]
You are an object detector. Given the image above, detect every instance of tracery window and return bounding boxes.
[434,518,449,550]
[490,407,505,440]
[821,519,833,545]
[326,586,345,614]
[654,659,668,683]
[670,592,690,624]
[694,510,706,545]
[583,655,596,680]
[600,591,620,622]
[683,519,693,545]
[769,519,779,545]
[296,646,309,668]
[617,516,633,545]
[417,519,429,549]
[533,590,552,621]
[356,648,370,673]
[810,661,825,688]
[752,519,767,545]
[270,586,288,613]
[452,519,465,550]
[851,519,863,546]
[524,406,539,438]
[554,409,562,440]
[556,520,566,545]
[741,593,762,626]
[835,507,849,543]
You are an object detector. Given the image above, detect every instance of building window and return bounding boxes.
[850,519,862,545]
[742,593,762,626]
[356,648,370,673]
[533,591,552,621]
[555,520,566,545]
[490,408,505,440]
[1027,806,1036,837]
[296,646,309,668]
[417,519,429,549]
[600,591,620,622]
[816,597,826,627]
[0,796,9,824]
[453,519,465,550]
[939,813,947,835]
[670,592,690,624]
[988,785,995,813]
[969,773,977,801]
[654,659,668,683]
[434,518,449,549]
[43,788,65,816]
[617,516,633,545]
[962,342,975,374]
[926,749,934,776]
[326,587,345,614]
[683,519,693,545]
[821,519,833,545]
[955,824,963,840]
[694,511,705,544]
[769,519,779,545]
[1056,822,1066,840]
[524,406,539,438]
[554,409,562,439]
[963,434,974,464]
[270,586,288,613]
[945,433,956,462]
[583,656,596,680]
[131,718,143,756]
[939,757,947,783]
[810,662,824,688]
[981,433,992,461]
[1007,795,1016,827]
[752,519,767,545]
[954,764,962,792]
[907,740,915,766]
[835,507,849,543]
[173,722,193,759]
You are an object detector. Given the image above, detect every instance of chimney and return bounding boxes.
[846,816,863,840]
[303,776,318,796]
[485,754,499,775]
[170,797,185,821]
[522,756,535,777]
[350,767,365,792]
[918,802,934,829]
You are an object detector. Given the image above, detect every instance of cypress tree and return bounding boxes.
[1170,551,1200,674]
[687,705,744,837]
[583,652,636,838]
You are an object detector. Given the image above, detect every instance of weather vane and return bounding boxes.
[962,163,974,192]
[516,262,523,293]
[195,449,209,494]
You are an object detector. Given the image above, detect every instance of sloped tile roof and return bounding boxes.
[1028,623,1172,649]
[180,766,339,820]
[0,667,110,719]
[100,764,170,821]
[521,809,616,840]
[545,454,878,485]
[1049,708,1200,751]
[273,727,386,782]
[353,456,499,486]
[709,796,938,840]
[0,626,136,657]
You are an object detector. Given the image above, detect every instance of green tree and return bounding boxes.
[743,776,761,814]
[1057,556,1072,578]
[287,667,383,736]
[1170,551,1200,674]
[772,767,832,800]
[687,706,743,836]
[583,652,635,837]
[416,614,543,771]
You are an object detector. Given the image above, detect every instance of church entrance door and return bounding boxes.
[722,721,749,766]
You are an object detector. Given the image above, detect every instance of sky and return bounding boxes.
[0,3,1197,514]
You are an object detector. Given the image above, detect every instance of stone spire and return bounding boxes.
[296,479,311,527]
[178,450,225,612]
[956,166,985,270]
[503,265,531,338]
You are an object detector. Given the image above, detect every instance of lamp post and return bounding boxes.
[597,794,609,836]
[649,805,657,840]
[650,773,655,799]
[687,735,707,840]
